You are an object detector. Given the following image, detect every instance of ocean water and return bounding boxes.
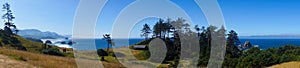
[239,36,300,49]
[72,39,143,50]
[95,39,144,49]
[72,37,300,50]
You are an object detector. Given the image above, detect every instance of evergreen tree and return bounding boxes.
[141,24,151,40]
[153,19,164,38]
[194,25,200,37]
[165,18,174,38]
[103,34,112,51]
[227,30,241,46]
[2,3,17,35]
[226,30,241,58]
[102,34,112,61]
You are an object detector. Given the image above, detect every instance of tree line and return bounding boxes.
[138,18,300,68]
[138,18,230,67]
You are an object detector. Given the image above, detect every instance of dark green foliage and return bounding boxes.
[42,48,64,56]
[4,26,12,35]
[153,18,174,39]
[153,19,168,38]
[222,45,300,68]
[141,24,152,40]
[138,50,151,60]
[136,18,300,67]
[222,30,300,68]
[45,40,52,44]
[13,57,27,61]
[0,30,26,51]
[163,38,177,61]
[226,30,242,58]
[227,30,241,46]
[97,49,108,61]
[137,18,191,67]
[198,43,210,66]
[195,28,300,68]
[97,49,108,56]
[194,25,200,35]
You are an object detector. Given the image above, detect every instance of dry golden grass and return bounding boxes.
[0,34,129,68]
[0,48,131,68]
[268,61,300,68]
[0,48,77,68]
[75,47,158,68]
[0,54,38,68]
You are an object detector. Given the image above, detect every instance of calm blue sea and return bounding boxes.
[73,39,143,50]
[73,37,300,50]
[95,39,143,49]
[239,37,300,49]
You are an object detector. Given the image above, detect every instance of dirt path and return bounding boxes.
[0,54,39,68]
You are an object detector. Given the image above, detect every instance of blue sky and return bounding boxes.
[219,0,300,36]
[0,0,79,35]
[1,0,300,38]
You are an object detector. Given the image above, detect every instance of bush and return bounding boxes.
[4,26,13,35]
[97,49,108,56]
[42,48,64,56]
[136,50,150,60]
[12,56,27,61]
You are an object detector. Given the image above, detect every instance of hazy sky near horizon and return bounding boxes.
[1,0,300,38]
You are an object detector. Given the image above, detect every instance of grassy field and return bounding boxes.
[268,61,300,68]
[0,47,142,68]
[0,48,77,68]
[13,35,44,53]
[74,47,169,67]
[0,54,38,68]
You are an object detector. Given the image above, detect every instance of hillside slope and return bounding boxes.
[0,30,44,53]
[0,30,127,68]
[0,48,76,68]
[0,54,38,68]
[0,48,133,68]
[268,61,300,68]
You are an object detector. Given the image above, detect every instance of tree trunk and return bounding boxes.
[159,32,162,39]
[107,42,109,53]
[145,34,148,40]
[101,56,105,61]
[167,31,170,38]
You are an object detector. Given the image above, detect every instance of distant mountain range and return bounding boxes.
[18,29,66,39]
[250,34,300,37]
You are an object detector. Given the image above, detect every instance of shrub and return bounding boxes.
[13,56,27,61]
[42,48,64,56]
[97,49,108,56]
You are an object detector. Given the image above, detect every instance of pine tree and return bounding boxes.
[141,24,152,40]
[2,3,17,35]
